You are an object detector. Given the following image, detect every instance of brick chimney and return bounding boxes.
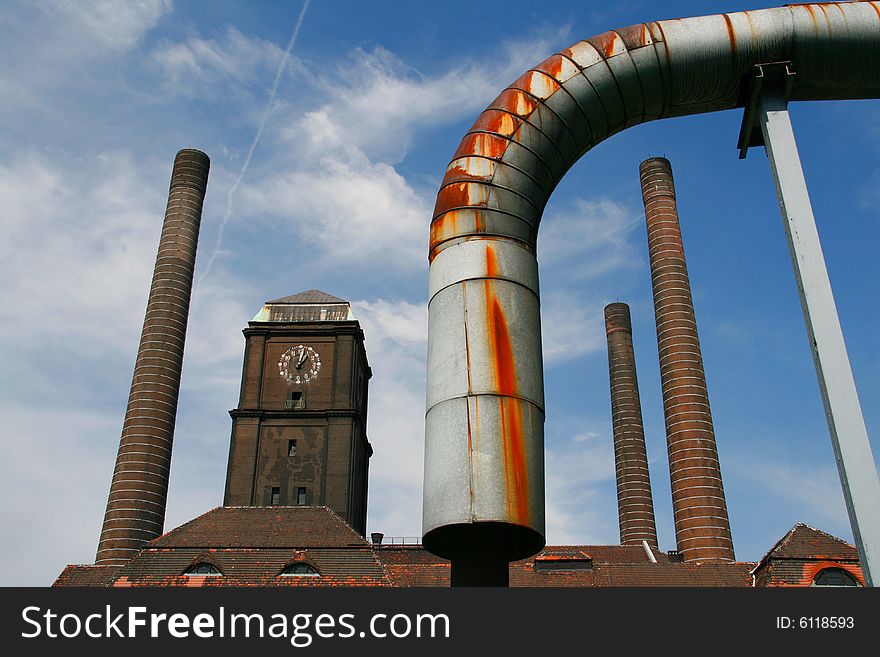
[604,302,658,550]
[95,149,210,565]
[639,157,734,562]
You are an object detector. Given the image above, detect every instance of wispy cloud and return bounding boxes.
[545,430,618,545]
[197,0,311,290]
[351,299,428,535]
[150,27,287,97]
[0,151,165,354]
[51,0,171,49]
[242,151,431,274]
[540,291,607,365]
[739,457,850,536]
[539,197,642,277]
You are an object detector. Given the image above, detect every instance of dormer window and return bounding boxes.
[183,562,221,576]
[812,568,860,587]
[280,562,320,577]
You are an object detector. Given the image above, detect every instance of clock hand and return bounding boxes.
[296,350,309,369]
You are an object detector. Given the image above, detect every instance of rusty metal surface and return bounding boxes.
[423,2,880,562]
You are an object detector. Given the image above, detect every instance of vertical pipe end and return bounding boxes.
[604,302,632,333]
[639,157,676,202]
[171,148,211,193]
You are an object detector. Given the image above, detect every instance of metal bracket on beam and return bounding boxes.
[737,61,795,159]
[737,61,880,587]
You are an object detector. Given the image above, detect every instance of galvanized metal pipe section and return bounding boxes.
[96,149,209,565]
[640,158,734,562]
[604,303,658,550]
[423,3,880,568]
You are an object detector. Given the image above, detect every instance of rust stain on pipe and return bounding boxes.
[454,133,509,160]
[490,88,539,118]
[470,109,522,138]
[485,244,529,524]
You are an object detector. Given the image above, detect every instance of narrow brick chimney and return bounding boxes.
[604,302,658,550]
[96,149,210,565]
[639,157,734,563]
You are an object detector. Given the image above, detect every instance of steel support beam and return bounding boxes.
[740,63,880,587]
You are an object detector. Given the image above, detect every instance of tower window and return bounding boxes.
[288,440,298,457]
[297,487,307,506]
[270,487,281,506]
[285,392,304,410]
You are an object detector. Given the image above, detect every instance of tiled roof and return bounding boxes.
[378,546,451,587]
[375,545,754,587]
[53,564,123,587]
[111,547,390,587]
[764,523,857,560]
[750,523,863,587]
[266,290,348,305]
[149,506,367,549]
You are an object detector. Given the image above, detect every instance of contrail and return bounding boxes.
[196,0,311,291]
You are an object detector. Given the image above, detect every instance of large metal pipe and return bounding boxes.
[604,302,658,551]
[96,149,210,565]
[423,3,880,572]
[640,158,734,562]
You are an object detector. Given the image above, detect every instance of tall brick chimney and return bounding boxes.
[639,157,734,563]
[604,302,659,550]
[96,149,210,565]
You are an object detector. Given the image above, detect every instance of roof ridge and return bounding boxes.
[149,506,220,545]
[791,522,856,548]
[265,290,349,305]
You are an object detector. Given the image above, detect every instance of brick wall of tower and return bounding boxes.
[639,157,734,563]
[604,302,658,550]
[96,149,209,565]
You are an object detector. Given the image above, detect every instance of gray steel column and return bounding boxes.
[604,302,658,550]
[96,149,210,565]
[758,91,880,587]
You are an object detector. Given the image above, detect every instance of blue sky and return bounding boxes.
[0,0,877,586]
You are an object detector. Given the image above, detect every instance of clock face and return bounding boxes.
[279,344,321,384]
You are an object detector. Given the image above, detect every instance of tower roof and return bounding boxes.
[265,289,348,305]
[252,289,353,322]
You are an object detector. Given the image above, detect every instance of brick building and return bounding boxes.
[54,289,866,588]
[53,152,866,588]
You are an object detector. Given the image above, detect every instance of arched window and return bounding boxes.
[812,568,860,587]
[183,562,222,576]
[279,562,319,577]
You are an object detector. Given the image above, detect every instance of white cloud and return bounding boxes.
[284,31,570,164]
[540,291,606,365]
[0,401,120,585]
[538,197,642,277]
[741,458,849,532]
[544,431,618,545]
[352,298,428,535]
[45,0,172,51]
[242,151,431,274]
[0,151,166,355]
[150,26,286,98]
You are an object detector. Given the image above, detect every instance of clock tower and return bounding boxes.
[224,290,372,535]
